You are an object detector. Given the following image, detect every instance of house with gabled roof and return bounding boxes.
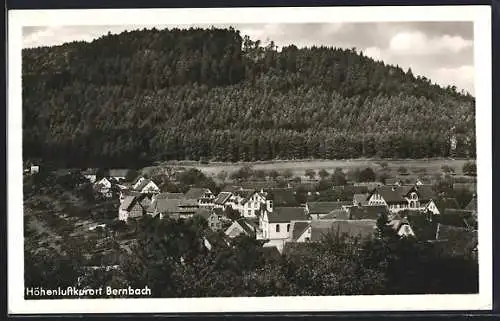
[94,177,119,198]
[436,197,460,215]
[261,188,299,208]
[213,191,234,210]
[322,208,350,220]
[259,206,309,242]
[184,188,215,207]
[388,215,415,238]
[305,201,352,220]
[367,184,439,215]
[133,178,160,194]
[118,195,148,221]
[225,218,258,238]
[147,198,199,219]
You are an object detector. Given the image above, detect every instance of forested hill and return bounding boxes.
[22,27,476,168]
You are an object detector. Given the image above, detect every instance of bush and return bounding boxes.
[358,167,376,182]
[397,166,408,175]
[462,161,477,176]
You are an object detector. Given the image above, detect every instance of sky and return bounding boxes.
[23,22,474,95]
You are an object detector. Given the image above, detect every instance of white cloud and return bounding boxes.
[428,65,475,95]
[389,31,472,56]
[364,46,384,61]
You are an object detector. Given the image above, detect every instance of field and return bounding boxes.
[151,158,475,180]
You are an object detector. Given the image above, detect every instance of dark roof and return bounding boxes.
[134,179,152,191]
[119,196,137,211]
[307,201,351,214]
[204,233,230,250]
[109,169,129,177]
[265,188,298,207]
[260,246,282,260]
[268,207,308,223]
[323,208,350,220]
[214,192,232,205]
[155,192,185,200]
[184,188,211,200]
[149,199,181,214]
[372,185,413,204]
[436,197,460,213]
[233,189,256,201]
[353,193,370,205]
[348,205,389,220]
[406,213,439,241]
[290,221,310,241]
[411,185,437,202]
[464,197,477,212]
[234,218,257,235]
[440,209,476,229]
[310,219,377,242]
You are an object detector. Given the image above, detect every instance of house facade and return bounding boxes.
[232,190,269,218]
[367,185,440,215]
[258,207,309,241]
[118,195,146,221]
[184,188,216,207]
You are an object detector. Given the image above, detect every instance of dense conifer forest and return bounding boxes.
[22,27,476,168]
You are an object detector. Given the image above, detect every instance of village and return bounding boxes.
[40,161,477,255]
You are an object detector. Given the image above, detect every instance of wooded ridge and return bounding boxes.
[22,27,476,168]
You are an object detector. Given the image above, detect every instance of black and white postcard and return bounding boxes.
[8,5,493,314]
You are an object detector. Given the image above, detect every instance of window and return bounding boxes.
[305,237,310,242]
[248,210,251,216]
[276,224,280,233]
[287,224,290,232]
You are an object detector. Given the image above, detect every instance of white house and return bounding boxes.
[258,207,309,241]
[94,177,116,198]
[231,190,270,218]
[213,192,233,210]
[133,178,160,194]
[118,195,146,222]
[132,176,147,190]
[367,185,440,215]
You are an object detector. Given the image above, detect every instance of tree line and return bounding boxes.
[22,27,476,168]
